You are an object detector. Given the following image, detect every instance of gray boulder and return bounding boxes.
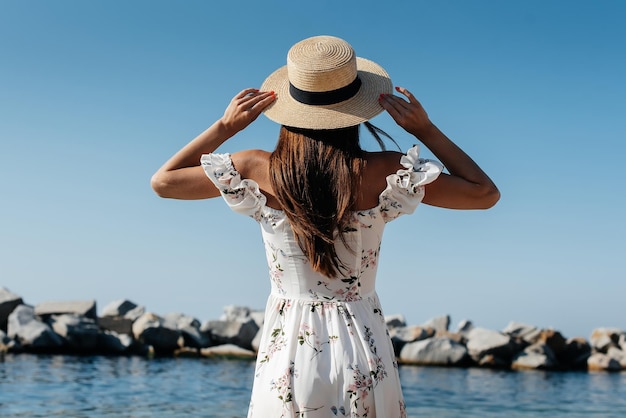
[163,312,210,348]
[466,327,516,365]
[220,305,251,322]
[132,312,181,354]
[399,336,468,366]
[390,325,435,344]
[587,352,622,371]
[1,329,18,353]
[200,344,256,359]
[251,324,264,353]
[124,305,146,321]
[35,300,97,320]
[590,328,623,353]
[607,346,626,368]
[250,310,265,328]
[201,318,259,350]
[559,337,591,369]
[502,321,541,344]
[511,343,558,370]
[7,305,63,350]
[385,314,406,330]
[97,330,134,354]
[48,313,99,351]
[101,299,139,317]
[456,319,474,336]
[98,316,134,335]
[390,325,435,357]
[421,315,450,332]
[538,329,567,357]
[0,287,23,332]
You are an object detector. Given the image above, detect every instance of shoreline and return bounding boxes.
[2,287,625,372]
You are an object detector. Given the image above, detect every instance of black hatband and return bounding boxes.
[289,76,362,106]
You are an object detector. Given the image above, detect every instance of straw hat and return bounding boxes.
[260,35,392,129]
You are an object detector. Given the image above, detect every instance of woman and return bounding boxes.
[152,35,499,417]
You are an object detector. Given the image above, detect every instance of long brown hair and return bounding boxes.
[269,123,396,278]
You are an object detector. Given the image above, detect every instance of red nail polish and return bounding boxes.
[395,86,401,91]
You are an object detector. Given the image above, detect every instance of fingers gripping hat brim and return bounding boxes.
[261,57,393,130]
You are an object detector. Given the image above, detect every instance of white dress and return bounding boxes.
[202,146,442,418]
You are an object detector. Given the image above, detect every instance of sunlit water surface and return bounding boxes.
[1,354,625,417]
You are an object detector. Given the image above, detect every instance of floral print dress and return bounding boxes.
[201,146,442,418]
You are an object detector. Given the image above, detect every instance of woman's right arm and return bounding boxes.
[379,87,500,209]
[151,89,275,199]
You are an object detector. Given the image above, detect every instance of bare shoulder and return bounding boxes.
[230,149,271,178]
[230,149,281,208]
[363,150,405,175]
[356,150,405,210]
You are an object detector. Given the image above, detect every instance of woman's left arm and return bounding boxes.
[151,89,275,199]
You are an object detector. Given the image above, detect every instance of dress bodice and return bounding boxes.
[201,145,442,302]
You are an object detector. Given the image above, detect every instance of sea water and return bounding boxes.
[1,354,625,417]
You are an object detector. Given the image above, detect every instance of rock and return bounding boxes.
[174,347,201,358]
[399,337,468,366]
[587,352,621,372]
[538,329,567,356]
[201,318,259,350]
[0,287,23,332]
[98,316,134,335]
[96,330,134,354]
[434,330,465,344]
[163,312,210,348]
[559,337,591,370]
[250,310,265,328]
[511,343,558,370]
[456,320,474,336]
[390,325,435,357]
[421,315,450,332]
[132,312,181,354]
[124,305,146,321]
[251,325,263,353]
[163,312,200,329]
[466,327,515,365]
[607,347,626,368]
[7,305,64,350]
[48,314,100,351]
[502,321,541,344]
[0,329,17,353]
[200,344,256,359]
[220,305,251,322]
[590,328,622,353]
[35,300,97,320]
[390,325,435,344]
[385,314,406,330]
[477,354,510,369]
[101,299,139,317]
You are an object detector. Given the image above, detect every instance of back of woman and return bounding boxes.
[152,35,499,417]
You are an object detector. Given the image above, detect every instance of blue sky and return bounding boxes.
[1,0,625,339]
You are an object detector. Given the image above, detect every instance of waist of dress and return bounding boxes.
[269,289,377,303]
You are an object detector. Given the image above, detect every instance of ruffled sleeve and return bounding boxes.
[200,153,267,221]
[379,145,443,223]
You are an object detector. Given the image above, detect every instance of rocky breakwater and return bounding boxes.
[389,315,625,372]
[1,287,625,371]
[0,287,260,360]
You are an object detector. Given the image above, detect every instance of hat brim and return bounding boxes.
[260,57,392,129]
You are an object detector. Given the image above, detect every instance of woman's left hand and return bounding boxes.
[220,88,276,136]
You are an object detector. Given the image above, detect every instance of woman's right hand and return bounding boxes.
[220,88,276,136]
